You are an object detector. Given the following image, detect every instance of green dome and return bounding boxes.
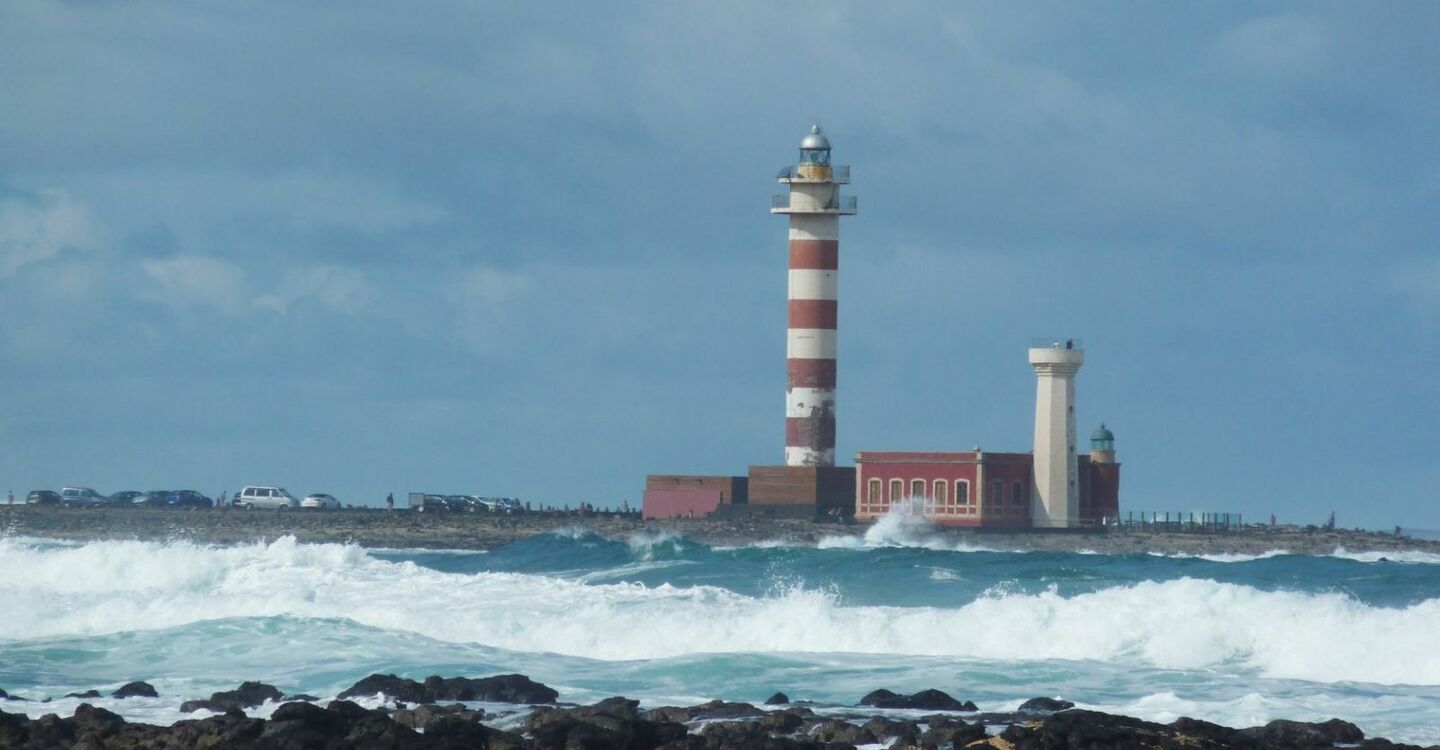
[1091,424,1115,442]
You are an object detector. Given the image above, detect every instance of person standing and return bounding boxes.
[386,492,394,511]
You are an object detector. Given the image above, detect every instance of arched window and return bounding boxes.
[910,479,926,499]
[1013,481,1026,506]
[933,480,948,506]
[955,481,970,506]
[991,480,1003,508]
[889,479,903,504]
[867,479,882,506]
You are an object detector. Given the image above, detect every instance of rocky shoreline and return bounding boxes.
[1,672,1432,749]
[2,505,1436,557]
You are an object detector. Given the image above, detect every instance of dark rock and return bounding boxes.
[1004,709,1212,749]
[269,700,352,734]
[698,719,834,749]
[1018,696,1075,713]
[392,702,487,731]
[111,681,158,699]
[208,680,284,708]
[337,672,559,704]
[175,681,277,713]
[1360,739,1430,750]
[28,713,76,746]
[859,688,977,712]
[1242,717,1365,747]
[862,716,919,745]
[765,691,790,705]
[72,703,125,731]
[526,696,688,750]
[64,690,101,699]
[0,689,8,701]
[1172,715,1254,746]
[338,673,430,703]
[811,719,876,745]
[424,713,494,747]
[919,718,988,749]
[179,699,232,714]
[645,699,765,723]
[260,700,354,748]
[324,699,373,721]
[758,709,808,734]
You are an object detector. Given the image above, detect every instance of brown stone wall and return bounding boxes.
[644,475,748,505]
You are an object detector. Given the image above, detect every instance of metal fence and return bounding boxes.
[1117,511,1244,532]
[776,165,851,183]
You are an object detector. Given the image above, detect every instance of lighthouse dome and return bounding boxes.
[1091,424,1115,442]
[800,124,831,150]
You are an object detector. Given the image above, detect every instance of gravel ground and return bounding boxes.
[2,505,1436,556]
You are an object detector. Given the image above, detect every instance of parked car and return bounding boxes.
[234,486,300,510]
[168,490,213,508]
[108,490,144,506]
[473,497,524,514]
[26,490,60,506]
[301,493,340,510]
[414,494,450,512]
[60,487,109,507]
[445,495,479,512]
[135,490,174,507]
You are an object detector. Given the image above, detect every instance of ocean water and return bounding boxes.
[3,515,1440,744]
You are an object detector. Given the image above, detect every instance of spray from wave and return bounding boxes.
[816,511,999,552]
[2,536,1439,686]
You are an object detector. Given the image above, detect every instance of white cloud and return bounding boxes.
[457,266,534,305]
[0,189,103,278]
[254,265,380,314]
[1214,13,1332,77]
[139,254,248,314]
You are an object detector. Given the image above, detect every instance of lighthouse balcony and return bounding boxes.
[771,194,858,215]
[776,165,850,184]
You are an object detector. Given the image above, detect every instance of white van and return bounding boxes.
[234,486,300,510]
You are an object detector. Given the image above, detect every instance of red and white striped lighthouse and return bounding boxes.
[772,125,857,467]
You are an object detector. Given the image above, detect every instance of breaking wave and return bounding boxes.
[816,512,1000,552]
[2,536,1439,686]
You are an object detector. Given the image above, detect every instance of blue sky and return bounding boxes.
[1,2,1436,527]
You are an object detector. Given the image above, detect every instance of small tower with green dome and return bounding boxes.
[1090,423,1116,464]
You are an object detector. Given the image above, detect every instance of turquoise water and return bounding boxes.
[3,520,1440,743]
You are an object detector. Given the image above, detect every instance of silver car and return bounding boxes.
[301,493,340,510]
[234,486,299,510]
[60,487,108,507]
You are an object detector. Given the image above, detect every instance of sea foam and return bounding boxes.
[2,536,1439,686]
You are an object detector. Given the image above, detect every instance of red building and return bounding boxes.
[855,428,1120,528]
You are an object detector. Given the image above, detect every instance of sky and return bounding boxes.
[0,2,1436,527]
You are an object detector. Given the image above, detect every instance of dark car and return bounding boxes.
[168,490,213,508]
[135,490,174,507]
[415,494,449,512]
[445,495,480,512]
[26,490,60,506]
[109,491,144,506]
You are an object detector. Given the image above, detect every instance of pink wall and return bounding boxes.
[642,489,723,520]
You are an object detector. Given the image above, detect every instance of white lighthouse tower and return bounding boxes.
[772,125,857,467]
[1029,340,1084,527]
